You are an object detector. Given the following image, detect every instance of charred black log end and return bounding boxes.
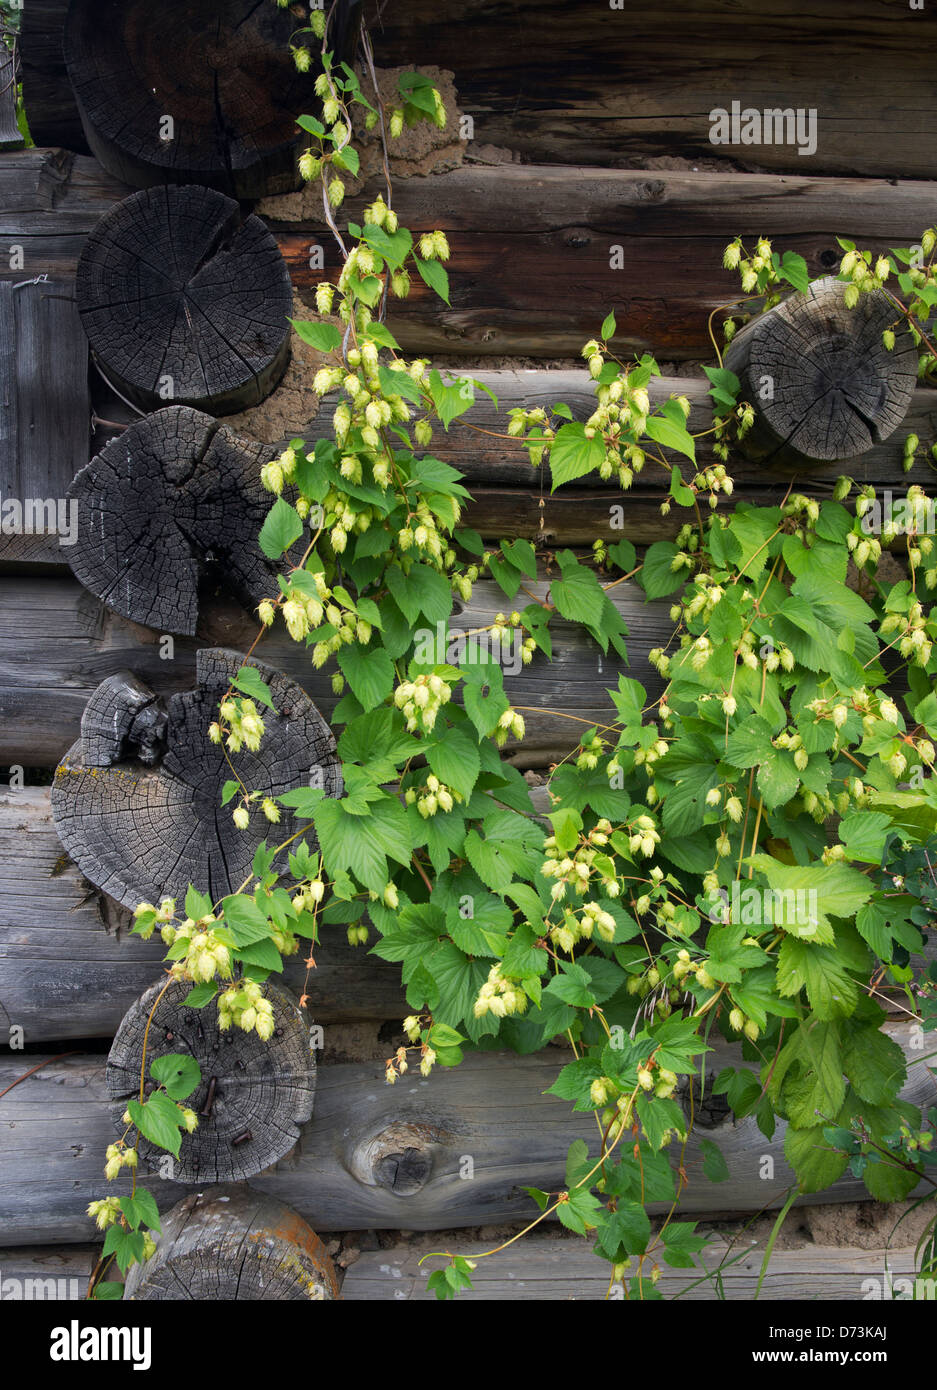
[75,185,292,416]
[66,406,282,635]
[724,276,917,472]
[63,0,315,198]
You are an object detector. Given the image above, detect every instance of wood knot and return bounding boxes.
[636,180,666,202]
[349,1120,449,1195]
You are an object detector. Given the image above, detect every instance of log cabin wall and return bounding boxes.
[1,0,935,1297]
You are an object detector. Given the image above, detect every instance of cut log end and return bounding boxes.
[76,185,292,414]
[107,982,316,1184]
[50,648,342,910]
[725,276,917,470]
[67,406,286,636]
[123,1185,339,1300]
[63,0,316,198]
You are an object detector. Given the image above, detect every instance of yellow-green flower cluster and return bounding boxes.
[473,964,528,1019]
[404,772,463,817]
[540,818,619,902]
[393,671,452,733]
[87,1196,122,1229]
[210,696,265,754]
[218,980,275,1040]
[162,916,233,984]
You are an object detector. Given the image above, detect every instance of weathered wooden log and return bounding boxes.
[19,3,89,152]
[0,44,24,150]
[6,149,937,361]
[7,356,935,569]
[107,982,316,1184]
[0,575,670,768]
[0,277,89,565]
[50,648,342,909]
[123,1185,339,1300]
[75,185,292,414]
[66,407,289,636]
[62,0,316,198]
[21,0,937,180]
[372,0,937,180]
[0,787,408,1042]
[342,1238,920,1302]
[0,1034,930,1245]
[725,277,917,470]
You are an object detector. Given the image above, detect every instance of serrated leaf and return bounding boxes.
[289,318,342,352]
[128,1094,185,1158]
[427,727,481,801]
[150,1052,201,1102]
[645,410,696,463]
[232,664,278,711]
[414,255,450,305]
[259,497,303,560]
[699,1138,730,1183]
[639,541,684,600]
[776,938,859,1019]
[549,421,605,489]
[120,1186,161,1234]
[336,642,394,713]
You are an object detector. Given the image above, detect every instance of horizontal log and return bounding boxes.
[0,788,407,1041]
[0,1235,922,1301]
[280,162,937,358]
[4,150,937,359]
[5,367,935,565]
[0,1245,97,1299]
[0,574,669,768]
[342,1239,920,1301]
[0,1032,929,1246]
[20,1,937,181]
[370,0,937,181]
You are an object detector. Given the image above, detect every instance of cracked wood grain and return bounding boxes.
[725,277,917,470]
[75,185,292,413]
[122,1184,339,1300]
[49,647,342,909]
[107,981,317,1184]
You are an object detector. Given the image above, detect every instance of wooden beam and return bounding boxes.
[341,1238,920,1301]
[4,365,935,565]
[3,151,937,359]
[0,1245,97,1299]
[0,44,25,150]
[0,787,407,1041]
[367,0,937,181]
[0,1034,930,1246]
[0,277,89,565]
[19,0,937,180]
[280,164,937,358]
[0,574,670,767]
